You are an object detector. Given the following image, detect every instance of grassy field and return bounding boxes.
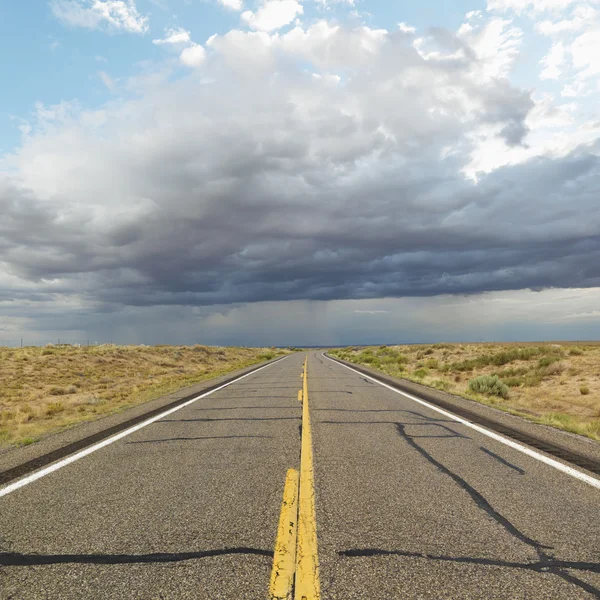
[0,344,291,449]
[330,342,600,441]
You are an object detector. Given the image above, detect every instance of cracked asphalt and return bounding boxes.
[1,352,599,599]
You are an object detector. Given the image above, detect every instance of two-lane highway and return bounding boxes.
[1,352,599,599]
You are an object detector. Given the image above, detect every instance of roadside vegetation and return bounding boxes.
[0,344,291,448]
[330,343,600,441]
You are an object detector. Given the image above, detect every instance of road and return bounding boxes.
[1,352,599,599]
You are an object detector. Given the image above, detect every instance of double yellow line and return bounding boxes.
[269,358,320,600]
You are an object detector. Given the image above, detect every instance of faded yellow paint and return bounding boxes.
[298,389,303,403]
[295,357,320,600]
[270,469,300,600]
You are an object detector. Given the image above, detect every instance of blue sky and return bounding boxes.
[1,0,600,345]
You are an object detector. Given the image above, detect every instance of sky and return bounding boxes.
[1,0,600,347]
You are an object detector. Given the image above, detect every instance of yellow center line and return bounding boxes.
[270,356,320,599]
[295,358,320,600]
[270,469,300,600]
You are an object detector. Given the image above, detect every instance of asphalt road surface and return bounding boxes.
[1,352,599,599]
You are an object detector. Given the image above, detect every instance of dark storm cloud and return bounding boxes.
[1,22,599,314]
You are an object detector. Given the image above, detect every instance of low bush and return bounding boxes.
[468,375,509,399]
[45,402,65,416]
[49,386,67,396]
[413,368,428,379]
[538,356,560,368]
[580,385,590,395]
[569,347,584,356]
[541,361,564,376]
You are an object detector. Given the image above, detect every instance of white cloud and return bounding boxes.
[152,27,192,46]
[539,40,565,79]
[458,17,523,79]
[570,28,600,78]
[241,0,303,32]
[487,0,587,14]
[152,27,207,68]
[398,22,416,35]
[180,44,207,67]
[218,0,244,10]
[51,0,149,33]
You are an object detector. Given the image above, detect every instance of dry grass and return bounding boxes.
[0,344,291,448]
[331,342,600,441]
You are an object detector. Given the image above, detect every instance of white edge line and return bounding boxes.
[324,354,600,490]
[0,356,289,498]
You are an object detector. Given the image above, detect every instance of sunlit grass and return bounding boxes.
[331,342,600,441]
[0,344,291,448]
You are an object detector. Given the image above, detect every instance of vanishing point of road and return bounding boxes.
[1,352,599,599]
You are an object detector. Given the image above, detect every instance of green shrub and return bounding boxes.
[425,359,439,369]
[502,377,523,388]
[413,368,428,379]
[49,386,67,395]
[569,347,584,356]
[468,375,509,399]
[580,385,590,395]
[538,356,560,368]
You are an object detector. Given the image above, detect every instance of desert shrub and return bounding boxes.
[258,353,275,360]
[541,361,564,376]
[413,368,428,379]
[425,359,439,369]
[468,375,509,399]
[538,356,560,368]
[49,386,67,395]
[396,354,409,365]
[580,385,590,395]
[46,402,65,416]
[502,377,523,388]
[569,347,584,356]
